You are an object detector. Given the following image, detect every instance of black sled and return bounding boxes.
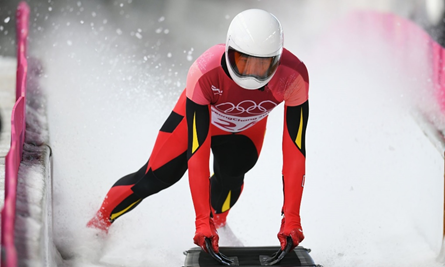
[183,238,321,267]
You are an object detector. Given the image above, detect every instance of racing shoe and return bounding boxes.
[87,211,112,234]
[213,210,229,229]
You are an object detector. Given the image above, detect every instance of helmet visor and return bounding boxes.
[228,47,280,81]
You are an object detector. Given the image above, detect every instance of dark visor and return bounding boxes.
[227,47,280,81]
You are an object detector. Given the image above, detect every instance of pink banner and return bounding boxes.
[432,42,445,112]
[1,2,29,267]
[15,2,29,100]
[338,11,445,114]
[2,98,25,267]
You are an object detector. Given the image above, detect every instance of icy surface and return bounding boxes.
[12,0,443,266]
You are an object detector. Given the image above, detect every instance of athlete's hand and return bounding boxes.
[277,216,304,250]
[193,217,219,253]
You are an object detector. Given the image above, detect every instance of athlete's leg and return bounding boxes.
[87,91,188,231]
[209,117,268,227]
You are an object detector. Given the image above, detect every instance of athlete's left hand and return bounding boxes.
[277,216,304,250]
[260,216,305,266]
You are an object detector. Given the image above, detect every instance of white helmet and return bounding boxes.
[225,9,283,90]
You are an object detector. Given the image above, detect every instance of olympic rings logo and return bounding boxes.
[214,100,277,115]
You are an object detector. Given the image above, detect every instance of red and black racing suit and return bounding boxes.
[92,44,309,242]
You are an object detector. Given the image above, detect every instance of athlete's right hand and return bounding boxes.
[193,217,219,253]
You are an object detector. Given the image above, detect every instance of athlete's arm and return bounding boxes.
[186,97,219,253]
[278,60,309,250]
[279,101,309,249]
[184,45,229,253]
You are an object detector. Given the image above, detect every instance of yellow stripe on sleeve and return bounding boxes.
[192,112,199,153]
[295,108,303,149]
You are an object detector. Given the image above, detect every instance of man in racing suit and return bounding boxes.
[87,9,309,254]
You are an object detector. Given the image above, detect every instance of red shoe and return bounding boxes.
[213,210,229,229]
[86,211,112,234]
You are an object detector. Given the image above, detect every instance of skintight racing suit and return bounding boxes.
[87,44,309,252]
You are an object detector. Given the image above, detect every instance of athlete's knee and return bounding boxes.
[212,135,259,178]
[113,160,149,187]
[210,174,244,214]
[211,174,244,192]
[131,168,173,198]
[131,150,187,198]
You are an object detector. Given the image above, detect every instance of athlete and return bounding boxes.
[87,9,309,257]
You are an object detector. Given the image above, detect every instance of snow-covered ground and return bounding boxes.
[2,0,443,266]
